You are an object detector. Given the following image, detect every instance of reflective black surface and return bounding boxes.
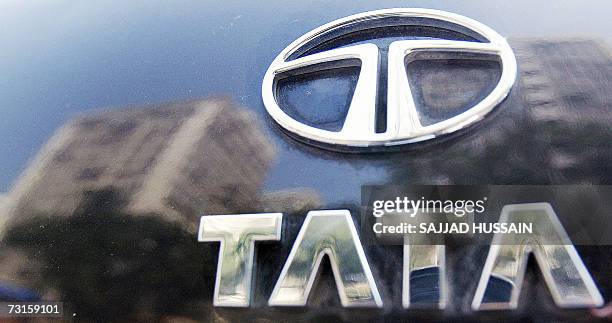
[0,1,611,322]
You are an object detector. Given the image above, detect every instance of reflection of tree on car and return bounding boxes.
[4,189,215,322]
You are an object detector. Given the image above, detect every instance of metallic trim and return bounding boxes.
[403,244,446,309]
[472,203,604,310]
[262,8,517,147]
[198,213,283,307]
[268,210,383,307]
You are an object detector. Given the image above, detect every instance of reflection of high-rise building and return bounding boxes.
[513,38,612,122]
[4,99,278,225]
[0,98,320,302]
[513,39,612,171]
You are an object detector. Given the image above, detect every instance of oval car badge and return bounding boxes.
[262,8,517,148]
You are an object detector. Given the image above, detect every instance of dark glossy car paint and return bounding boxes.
[0,1,611,322]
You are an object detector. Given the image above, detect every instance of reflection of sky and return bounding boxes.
[1,0,611,197]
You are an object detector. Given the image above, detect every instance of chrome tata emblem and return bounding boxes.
[262,8,517,147]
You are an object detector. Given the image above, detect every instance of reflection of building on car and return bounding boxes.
[0,98,320,320]
[513,38,612,124]
[3,98,319,228]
